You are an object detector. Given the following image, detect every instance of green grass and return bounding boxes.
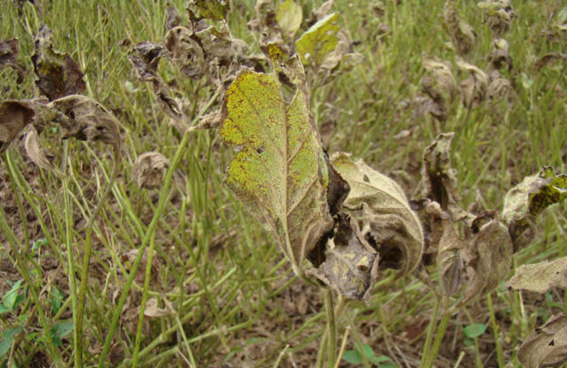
[1,0,566,367]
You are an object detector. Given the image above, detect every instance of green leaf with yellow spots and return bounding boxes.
[220,69,333,275]
[295,13,340,68]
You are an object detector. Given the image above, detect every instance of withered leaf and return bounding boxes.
[132,152,170,190]
[0,38,25,82]
[128,42,183,124]
[419,133,461,212]
[443,0,476,56]
[310,214,379,302]
[502,167,567,251]
[458,213,512,307]
[457,59,488,109]
[535,52,567,72]
[49,95,121,152]
[308,0,335,25]
[165,4,182,31]
[128,42,167,82]
[275,0,303,40]
[506,257,567,294]
[165,26,206,79]
[0,99,56,154]
[478,0,516,35]
[320,30,364,75]
[487,70,511,101]
[32,25,86,101]
[187,0,230,21]
[295,13,340,69]
[437,217,466,296]
[422,57,457,122]
[144,298,170,318]
[489,38,513,70]
[518,315,567,368]
[220,70,333,275]
[24,127,59,175]
[331,153,424,278]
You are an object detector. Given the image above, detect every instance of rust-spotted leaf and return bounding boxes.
[221,70,333,275]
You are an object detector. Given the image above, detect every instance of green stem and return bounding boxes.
[98,90,219,367]
[425,297,452,368]
[325,289,337,367]
[419,296,441,368]
[131,232,157,367]
[487,293,504,368]
[64,178,80,367]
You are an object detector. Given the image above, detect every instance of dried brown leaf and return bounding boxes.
[144,298,170,318]
[331,153,424,278]
[309,213,379,302]
[422,57,457,122]
[506,257,567,294]
[457,59,488,108]
[165,4,182,31]
[48,95,121,152]
[165,26,206,78]
[132,152,170,190]
[518,315,567,368]
[502,167,567,251]
[535,52,567,72]
[443,0,476,56]
[24,127,58,174]
[487,70,511,101]
[437,217,466,296]
[187,0,230,21]
[0,99,56,154]
[0,38,25,82]
[458,212,512,307]
[489,38,513,70]
[478,0,516,35]
[32,25,86,100]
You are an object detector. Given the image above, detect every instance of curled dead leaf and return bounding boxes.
[487,70,511,101]
[32,25,86,100]
[144,298,170,318]
[24,127,59,175]
[502,167,567,251]
[309,213,379,302]
[165,26,206,78]
[48,95,121,152]
[457,212,512,307]
[506,257,567,294]
[489,38,513,70]
[457,59,488,109]
[132,152,170,190]
[535,52,567,72]
[0,99,56,154]
[0,38,25,82]
[518,315,567,368]
[478,0,516,35]
[437,217,466,296]
[331,153,424,279]
[443,0,476,56]
[422,57,457,122]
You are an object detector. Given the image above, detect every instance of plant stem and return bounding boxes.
[334,326,351,368]
[419,296,441,368]
[98,90,219,367]
[425,296,452,368]
[325,289,337,367]
[487,292,504,368]
[131,232,157,367]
